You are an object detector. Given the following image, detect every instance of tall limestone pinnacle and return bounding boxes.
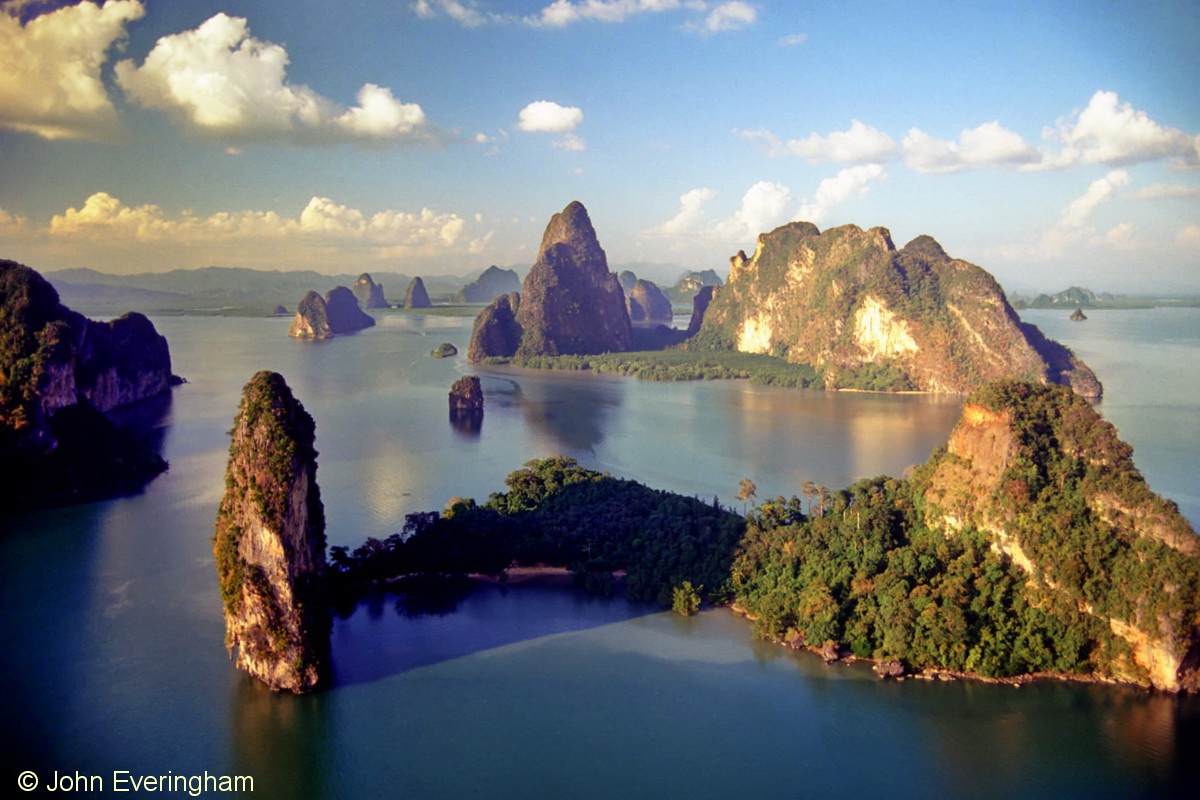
[468,201,632,361]
[214,371,330,693]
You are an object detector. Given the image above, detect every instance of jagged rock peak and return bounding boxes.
[288,291,332,339]
[697,221,1100,397]
[214,370,329,694]
[404,276,432,309]
[352,273,389,309]
[536,200,606,267]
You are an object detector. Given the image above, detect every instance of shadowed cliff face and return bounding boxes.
[288,286,375,338]
[922,381,1199,692]
[696,222,1101,397]
[214,371,329,694]
[627,279,673,323]
[455,266,521,304]
[403,277,432,309]
[467,201,633,362]
[1,260,175,506]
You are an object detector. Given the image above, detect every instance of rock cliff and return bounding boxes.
[288,286,375,338]
[467,201,632,361]
[455,266,521,304]
[695,222,1101,397]
[403,277,432,309]
[467,292,523,362]
[1,259,176,506]
[627,279,673,323]
[449,375,484,413]
[922,380,1199,692]
[686,284,717,337]
[213,371,330,693]
[352,273,389,309]
[669,269,723,303]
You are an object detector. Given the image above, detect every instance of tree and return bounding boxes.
[672,581,701,616]
[736,477,757,514]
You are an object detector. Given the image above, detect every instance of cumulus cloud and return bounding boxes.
[1130,183,1200,200]
[48,192,467,252]
[1178,225,1200,250]
[413,0,496,27]
[903,121,1039,173]
[795,164,887,224]
[552,133,587,152]
[0,207,29,236]
[715,181,793,241]
[686,1,757,35]
[114,13,439,147]
[517,100,584,133]
[1036,90,1200,169]
[738,121,897,165]
[0,0,144,140]
[1034,170,1130,256]
[646,187,717,237]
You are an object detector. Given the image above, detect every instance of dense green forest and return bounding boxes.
[329,456,746,605]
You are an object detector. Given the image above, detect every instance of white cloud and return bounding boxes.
[1058,170,1130,229]
[647,187,717,237]
[1178,225,1200,250]
[1130,183,1200,200]
[47,192,467,252]
[552,133,587,151]
[413,0,494,27]
[0,207,28,232]
[517,100,584,133]
[903,121,1039,173]
[688,1,757,35]
[738,121,897,165]
[715,181,792,241]
[0,0,144,140]
[1036,90,1200,169]
[777,32,808,47]
[796,164,887,224]
[115,13,439,147]
[1101,222,1140,250]
[532,0,687,28]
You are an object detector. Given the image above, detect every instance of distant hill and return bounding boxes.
[44,266,473,315]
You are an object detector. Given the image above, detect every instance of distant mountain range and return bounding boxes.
[1008,286,1200,310]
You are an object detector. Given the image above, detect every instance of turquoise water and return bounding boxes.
[2,309,1197,798]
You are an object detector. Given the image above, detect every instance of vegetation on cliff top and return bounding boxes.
[330,456,746,606]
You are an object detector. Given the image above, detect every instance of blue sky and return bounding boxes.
[1,0,1198,293]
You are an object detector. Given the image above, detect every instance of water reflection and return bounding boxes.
[231,677,331,797]
[449,407,483,438]
[481,367,623,454]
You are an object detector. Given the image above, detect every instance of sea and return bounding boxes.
[2,306,1197,799]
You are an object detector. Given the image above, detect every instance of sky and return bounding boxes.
[1,0,1198,293]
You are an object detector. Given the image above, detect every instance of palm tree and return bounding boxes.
[736,477,757,515]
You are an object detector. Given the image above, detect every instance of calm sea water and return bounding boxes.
[2,308,1197,798]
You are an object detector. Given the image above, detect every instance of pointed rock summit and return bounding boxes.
[214,371,330,693]
[404,277,432,309]
[352,273,389,309]
[468,201,632,361]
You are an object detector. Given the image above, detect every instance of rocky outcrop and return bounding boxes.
[431,342,458,358]
[352,273,389,309]
[922,380,1200,692]
[1071,307,1088,322]
[669,269,723,303]
[687,284,717,337]
[627,279,673,323]
[449,375,484,413]
[403,277,432,309]
[467,201,632,362]
[455,266,521,304]
[467,292,523,362]
[1,260,176,506]
[619,270,638,292]
[325,286,375,332]
[695,222,1101,397]
[288,287,375,338]
[288,291,332,339]
[214,371,329,694]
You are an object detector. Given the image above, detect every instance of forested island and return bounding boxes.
[329,381,1200,693]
